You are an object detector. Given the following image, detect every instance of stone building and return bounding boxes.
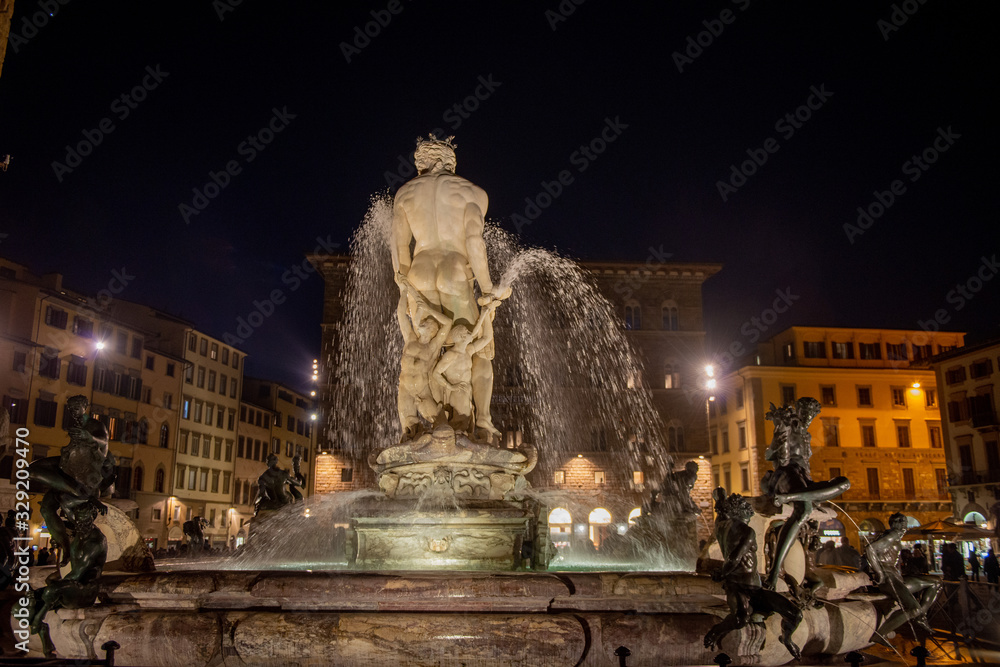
[310,254,721,548]
[931,338,1000,535]
[708,325,964,548]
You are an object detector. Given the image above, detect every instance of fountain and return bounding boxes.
[14,136,923,666]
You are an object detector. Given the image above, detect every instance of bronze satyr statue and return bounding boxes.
[253,453,304,515]
[26,500,107,657]
[182,516,209,554]
[28,395,115,566]
[865,512,940,643]
[704,490,803,660]
[761,397,849,590]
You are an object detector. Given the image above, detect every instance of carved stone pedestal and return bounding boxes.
[352,501,540,571]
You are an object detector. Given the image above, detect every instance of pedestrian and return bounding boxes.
[911,545,929,574]
[969,547,981,582]
[942,543,965,581]
[836,536,861,568]
[984,549,999,584]
[37,547,50,566]
[816,540,838,566]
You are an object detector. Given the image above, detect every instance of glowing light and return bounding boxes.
[95,341,105,350]
[708,396,716,402]
[704,364,714,377]
[698,455,705,459]
[706,378,717,389]
[310,414,317,421]
[310,390,316,396]
[577,453,583,458]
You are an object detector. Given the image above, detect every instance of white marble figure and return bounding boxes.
[391,135,510,440]
[396,283,454,439]
[432,299,502,433]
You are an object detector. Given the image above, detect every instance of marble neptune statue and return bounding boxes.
[391,135,510,442]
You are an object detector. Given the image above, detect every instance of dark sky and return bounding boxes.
[1,1,997,388]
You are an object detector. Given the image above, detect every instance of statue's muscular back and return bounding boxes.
[395,172,488,324]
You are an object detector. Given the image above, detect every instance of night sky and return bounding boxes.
[1,1,997,389]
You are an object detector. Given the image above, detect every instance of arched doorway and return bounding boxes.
[964,511,987,527]
[548,508,572,548]
[627,507,642,526]
[858,518,885,544]
[589,508,613,549]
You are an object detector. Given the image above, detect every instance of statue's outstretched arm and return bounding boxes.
[464,201,494,295]
[391,201,413,276]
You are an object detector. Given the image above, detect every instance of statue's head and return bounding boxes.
[889,512,907,531]
[414,316,441,343]
[720,493,754,524]
[70,501,100,536]
[685,460,698,475]
[66,395,89,420]
[267,453,279,468]
[765,397,821,465]
[414,134,457,174]
[446,326,473,349]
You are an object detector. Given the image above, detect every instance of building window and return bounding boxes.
[891,386,907,408]
[199,338,208,356]
[197,367,205,388]
[188,468,197,490]
[740,464,749,492]
[712,466,721,489]
[970,359,994,379]
[857,386,873,407]
[895,422,911,448]
[633,471,644,485]
[738,424,747,450]
[867,468,880,499]
[228,410,235,430]
[133,466,144,492]
[221,348,229,365]
[946,400,965,423]
[152,508,162,521]
[39,349,60,379]
[210,343,219,360]
[232,353,240,370]
[668,424,684,451]
[830,467,841,479]
[66,356,87,386]
[219,375,227,395]
[886,343,907,361]
[205,404,214,425]
[723,465,732,492]
[223,472,231,494]
[924,388,936,407]
[154,468,165,493]
[184,365,193,384]
[803,341,825,359]
[945,367,967,384]
[912,344,931,362]
[710,430,718,454]
[191,434,201,457]
[861,421,877,447]
[193,401,202,422]
[721,430,730,453]
[188,333,197,352]
[200,470,208,492]
[230,381,237,398]
[928,424,942,449]
[624,303,641,330]
[208,371,216,392]
[212,470,220,493]
[822,418,840,447]
[225,440,233,461]
[935,469,948,496]
[554,470,565,484]
[182,397,191,420]
[663,363,679,389]
[661,302,678,331]
[45,306,69,329]
[131,337,143,359]
[73,316,94,338]
[902,468,915,497]
[115,331,128,355]
[33,398,58,427]
[594,471,606,484]
[832,342,854,359]
[780,384,796,406]
[12,351,26,373]
[818,385,836,407]
[859,342,881,360]
[341,468,354,483]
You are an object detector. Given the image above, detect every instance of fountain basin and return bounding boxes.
[25,570,876,666]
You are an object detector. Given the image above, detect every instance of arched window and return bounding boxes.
[664,362,680,389]
[668,422,685,451]
[624,302,641,330]
[548,508,572,525]
[134,466,144,492]
[964,511,987,527]
[858,518,885,540]
[628,507,642,525]
[137,418,149,444]
[159,424,169,448]
[154,467,165,493]
[661,301,679,331]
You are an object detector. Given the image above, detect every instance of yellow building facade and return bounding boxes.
[709,326,964,548]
